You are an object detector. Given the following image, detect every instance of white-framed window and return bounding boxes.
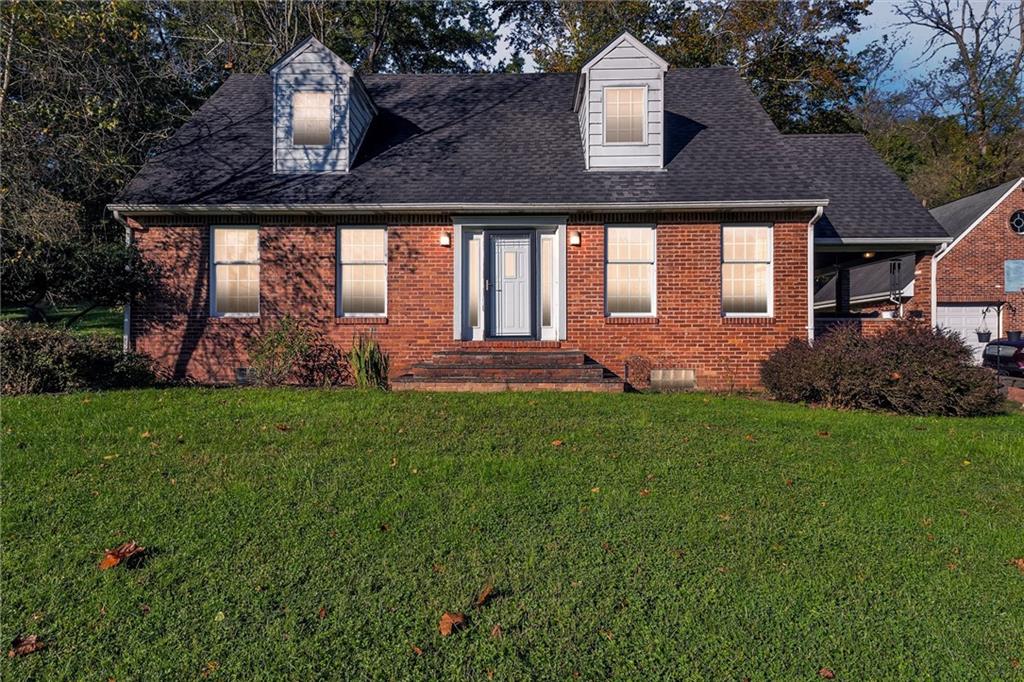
[604,86,646,144]
[211,226,260,317]
[722,225,773,317]
[606,225,656,316]
[337,227,387,316]
[292,91,331,146]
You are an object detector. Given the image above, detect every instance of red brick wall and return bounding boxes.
[130,215,812,390]
[936,181,1024,332]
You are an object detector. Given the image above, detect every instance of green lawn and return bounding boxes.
[0,306,122,337]
[2,389,1022,680]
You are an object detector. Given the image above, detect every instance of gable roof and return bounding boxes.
[785,134,948,242]
[580,31,669,74]
[269,35,352,75]
[929,177,1023,239]
[113,69,829,211]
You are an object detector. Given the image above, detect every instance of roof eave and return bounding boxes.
[108,199,830,216]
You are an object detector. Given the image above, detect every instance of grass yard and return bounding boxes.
[2,389,1022,680]
[0,306,122,337]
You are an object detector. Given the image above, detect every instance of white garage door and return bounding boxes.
[935,304,995,363]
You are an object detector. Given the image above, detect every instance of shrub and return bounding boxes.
[245,316,347,387]
[761,322,1004,416]
[0,321,153,395]
[346,332,389,389]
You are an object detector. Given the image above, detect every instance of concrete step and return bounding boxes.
[430,350,587,367]
[410,363,607,380]
[391,376,625,393]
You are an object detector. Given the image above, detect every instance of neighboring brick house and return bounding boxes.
[930,177,1024,360]
[109,33,948,391]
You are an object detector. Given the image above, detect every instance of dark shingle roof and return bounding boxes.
[814,253,916,306]
[785,134,947,241]
[115,70,826,207]
[929,177,1023,238]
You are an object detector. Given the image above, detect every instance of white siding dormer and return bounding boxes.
[573,32,668,170]
[271,36,376,174]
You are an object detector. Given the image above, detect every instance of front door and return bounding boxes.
[488,233,532,337]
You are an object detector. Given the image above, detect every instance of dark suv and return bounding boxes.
[982,338,1024,377]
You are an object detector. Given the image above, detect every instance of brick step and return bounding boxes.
[431,350,587,367]
[391,376,625,393]
[409,363,607,380]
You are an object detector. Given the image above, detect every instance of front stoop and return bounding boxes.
[392,350,625,392]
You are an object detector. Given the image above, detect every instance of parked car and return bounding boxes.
[982,338,1024,377]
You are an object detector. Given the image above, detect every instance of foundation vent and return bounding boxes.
[649,368,696,392]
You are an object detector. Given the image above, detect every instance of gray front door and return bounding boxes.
[488,233,532,337]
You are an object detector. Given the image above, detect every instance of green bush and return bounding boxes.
[245,316,348,387]
[346,332,389,389]
[0,321,153,395]
[761,322,1004,416]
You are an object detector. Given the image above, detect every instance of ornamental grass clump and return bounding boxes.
[346,332,390,389]
[760,322,1003,416]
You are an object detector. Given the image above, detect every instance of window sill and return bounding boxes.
[722,316,775,325]
[209,314,259,322]
[336,316,388,325]
[606,316,659,325]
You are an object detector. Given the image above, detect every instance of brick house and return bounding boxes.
[109,33,948,391]
[930,178,1024,360]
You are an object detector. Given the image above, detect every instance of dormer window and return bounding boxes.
[292,92,331,146]
[604,87,645,144]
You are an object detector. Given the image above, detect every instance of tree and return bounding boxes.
[858,0,1023,205]
[496,0,871,133]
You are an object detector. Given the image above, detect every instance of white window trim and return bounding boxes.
[210,225,260,318]
[336,226,388,318]
[291,91,333,148]
[605,224,657,317]
[602,85,648,146]
[722,223,774,318]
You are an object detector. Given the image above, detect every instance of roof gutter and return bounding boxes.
[814,236,949,246]
[107,199,830,216]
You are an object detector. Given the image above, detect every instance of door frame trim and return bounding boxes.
[453,216,567,341]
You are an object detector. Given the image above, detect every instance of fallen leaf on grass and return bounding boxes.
[1011,658,1020,669]
[487,670,494,680]
[318,606,327,620]
[818,668,835,679]
[140,603,151,616]
[475,583,494,608]
[817,431,830,438]
[599,629,614,641]
[785,478,794,487]
[744,434,754,442]
[1010,558,1024,574]
[639,488,651,497]
[590,487,600,494]
[200,661,219,678]
[7,634,44,658]
[550,439,564,447]
[438,611,465,636]
[98,541,145,570]
[140,431,151,439]
[947,562,958,571]
[410,644,423,656]
[601,541,613,553]
[490,624,502,639]
[275,423,290,432]
[389,457,398,468]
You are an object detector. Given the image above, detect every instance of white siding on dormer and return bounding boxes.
[576,33,666,170]
[348,77,375,164]
[271,36,374,174]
